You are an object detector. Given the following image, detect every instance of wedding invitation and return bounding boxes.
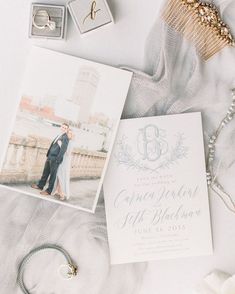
[103,113,213,264]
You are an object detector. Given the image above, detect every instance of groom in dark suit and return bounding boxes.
[31,123,69,196]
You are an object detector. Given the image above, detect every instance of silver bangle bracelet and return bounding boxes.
[17,244,78,294]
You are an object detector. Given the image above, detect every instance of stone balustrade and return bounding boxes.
[0,134,107,184]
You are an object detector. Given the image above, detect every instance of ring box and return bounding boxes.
[29,3,67,39]
[67,0,114,35]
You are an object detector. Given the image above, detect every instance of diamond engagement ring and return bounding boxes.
[32,9,56,31]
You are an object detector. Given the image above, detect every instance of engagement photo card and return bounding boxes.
[104,113,213,264]
[0,46,132,212]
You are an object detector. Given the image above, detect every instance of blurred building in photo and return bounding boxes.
[68,67,100,124]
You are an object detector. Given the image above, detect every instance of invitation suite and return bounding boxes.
[103,113,213,264]
[0,47,132,212]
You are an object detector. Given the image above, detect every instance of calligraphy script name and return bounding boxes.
[114,185,199,209]
[117,205,201,229]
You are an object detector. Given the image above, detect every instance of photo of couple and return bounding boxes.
[31,123,74,201]
[0,47,132,212]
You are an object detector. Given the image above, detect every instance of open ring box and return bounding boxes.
[29,3,67,39]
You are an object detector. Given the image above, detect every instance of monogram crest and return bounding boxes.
[115,124,188,173]
[137,124,168,161]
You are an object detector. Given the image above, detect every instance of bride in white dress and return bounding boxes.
[52,129,74,201]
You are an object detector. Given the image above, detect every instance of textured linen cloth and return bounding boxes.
[1,0,235,293]
[0,189,146,294]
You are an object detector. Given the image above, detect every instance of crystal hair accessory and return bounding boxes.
[162,0,235,60]
[17,244,78,293]
[206,89,235,213]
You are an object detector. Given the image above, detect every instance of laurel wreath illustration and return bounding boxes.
[114,133,188,173]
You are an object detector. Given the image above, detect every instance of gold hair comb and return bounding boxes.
[162,0,235,60]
